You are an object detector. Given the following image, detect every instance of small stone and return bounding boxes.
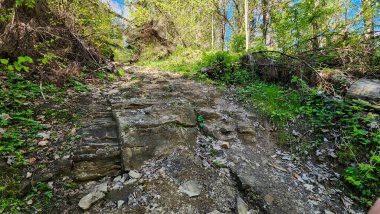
[111,182,123,191]
[117,200,125,208]
[26,200,33,205]
[304,184,314,192]
[179,180,202,197]
[107,89,119,95]
[48,181,54,189]
[0,128,6,134]
[208,211,224,214]
[124,179,137,185]
[292,130,300,137]
[26,172,32,178]
[113,176,122,182]
[78,191,105,210]
[38,140,49,146]
[94,182,108,193]
[219,141,230,149]
[237,197,248,214]
[329,152,338,158]
[37,132,50,139]
[264,194,274,205]
[128,170,142,179]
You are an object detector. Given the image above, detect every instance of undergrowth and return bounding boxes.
[0,56,99,213]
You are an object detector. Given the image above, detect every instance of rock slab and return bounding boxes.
[347,79,380,102]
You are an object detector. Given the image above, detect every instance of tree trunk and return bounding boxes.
[363,0,375,59]
[220,0,227,51]
[311,0,320,51]
[245,0,249,51]
[261,0,268,46]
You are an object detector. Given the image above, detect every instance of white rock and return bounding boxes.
[111,182,123,191]
[113,176,122,182]
[124,179,137,185]
[129,170,142,179]
[179,180,202,197]
[117,200,125,208]
[26,172,32,178]
[237,197,248,214]
[37,131,50,139]
[78,191,105,210]
[218,141,230,149]
[0,128,6,134]
[94,182,108,193]
[48,181,54,189]
[324,210,335,214]
[208,211,224,214]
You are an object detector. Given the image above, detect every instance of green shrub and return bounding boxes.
[230,34,246,53]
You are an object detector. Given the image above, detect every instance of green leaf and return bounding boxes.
[7,65,14,71]
[0,59,9,65]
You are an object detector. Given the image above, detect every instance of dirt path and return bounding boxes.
[57,66,362,214]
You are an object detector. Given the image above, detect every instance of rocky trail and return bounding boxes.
[49,66,362,214]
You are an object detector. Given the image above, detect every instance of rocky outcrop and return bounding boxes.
[66,67,362,214]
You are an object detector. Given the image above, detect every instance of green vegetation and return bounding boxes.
[0,58,93,212]
[239,81,302,123]
[138,48,203,74]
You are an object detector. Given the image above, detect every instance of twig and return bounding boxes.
[40,82,46,100]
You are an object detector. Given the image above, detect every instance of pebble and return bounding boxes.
[264,194,274,205]
[94,182,108,193]
[78,191,105,210]
[237,197,248,214]
[38,140,49,146]
[129,170,142,179]
[117,200,125,208]
[208,211,224,214]
[111,182,123,191]
[37,131,50,139]
[113,176,122,182]
[219,141,230,149]
[26,172,32,178]
[124,179,137,185]
[0,128,6,134]
[48,181,54,189]
[179,180,202,197]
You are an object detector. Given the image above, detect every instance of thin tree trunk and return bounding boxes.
[262,0,268,46]
[220,0,227,51]
[245,0,249,51]
[212,14,215,50]
[312,0,320,51]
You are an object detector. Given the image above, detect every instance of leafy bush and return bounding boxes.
[196,51,240,80]
[230,34,246,53]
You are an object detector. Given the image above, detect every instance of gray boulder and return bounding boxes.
[347,79,380,102]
